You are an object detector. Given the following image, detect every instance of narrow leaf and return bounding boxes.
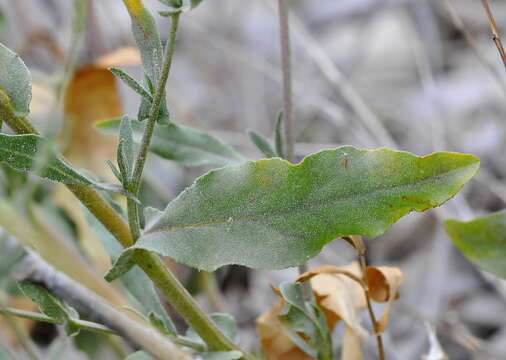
[0,133,93,184]
[117,115,135,184]
[122,0,163,86]
[95,118,245,167]
[111,147,479,272]
[0,42,31,116]
[109,68,153,102]
[445,210,506,278]
[247,130,275,158]
[18,282,68,323]
[274,110,284,159]
[186,313,239,345]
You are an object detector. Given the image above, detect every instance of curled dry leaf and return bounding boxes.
[256,262,403,360]
[365,266,403,333]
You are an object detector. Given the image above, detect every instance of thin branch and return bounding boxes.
[442,0,506,95]
[480,0,506,68]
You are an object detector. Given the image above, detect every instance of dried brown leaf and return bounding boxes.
[365,266,403,333]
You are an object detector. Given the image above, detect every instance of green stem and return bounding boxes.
[127,12,180,241]
[134,251,249,356]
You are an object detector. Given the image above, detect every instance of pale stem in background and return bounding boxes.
[481,0,506,68]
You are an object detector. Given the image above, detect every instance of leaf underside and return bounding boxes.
[445,210,506,279]
[95,118,245,167]
[110,146,479,273]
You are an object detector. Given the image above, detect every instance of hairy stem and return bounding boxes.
[128,13,180,241]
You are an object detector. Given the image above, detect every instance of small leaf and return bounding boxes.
[445,210,506,278]
[0,133,91,184]
[247,130,275,158]
[186,313,239,345]
[122,0,163,88]
[0,133,135,200]
[274,110,284,159]
[190,0,204,9]
[106,159,123,183]
[148,311,176,335]
[109,68,153,102]
[121,0,171,124]
[95,118,245,167]
[277,282,332,359]
[18,282,68,323]
[117,115,135,185]
[0,42,31,116]
[110,147,479,272]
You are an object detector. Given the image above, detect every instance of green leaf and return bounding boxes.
[109,68,153,103]
[95,118,245,167]
[0,133,137,201]
[122,0,171,124]
[18,282,68,323]
[117,116,135,185]
[277,282,332,359]
[109,147,479,272]
[247,130,275,158]
[124,351,155,360]
[0,42,31,116]
[148,312,176,335]
[445,210,506,278]
[123,1,162,87]
[186,313,239,345]
[274,110,284,159]
[0,133,94,184]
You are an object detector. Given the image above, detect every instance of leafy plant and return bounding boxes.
[0,0,483,359]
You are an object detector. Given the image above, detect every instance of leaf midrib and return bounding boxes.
[147,163,474,235]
